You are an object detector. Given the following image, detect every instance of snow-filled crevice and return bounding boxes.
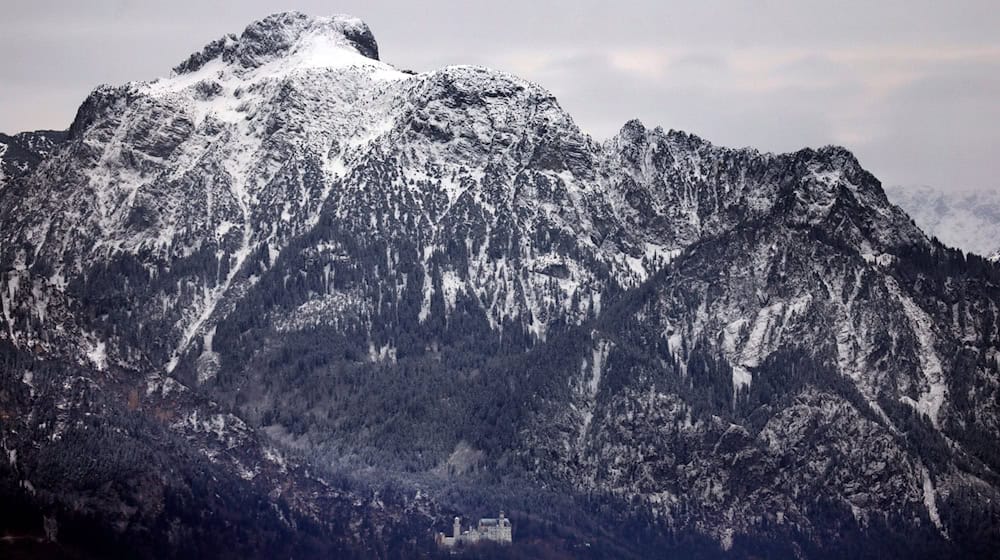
[884,276,947,429]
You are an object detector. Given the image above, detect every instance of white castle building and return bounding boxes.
[436,512,512,547]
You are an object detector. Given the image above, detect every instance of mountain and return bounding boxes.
[2,12,1000,558]
[885,184,1000,257]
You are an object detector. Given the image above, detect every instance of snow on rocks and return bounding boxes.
[920,463,947,537]
[884,276,947,429]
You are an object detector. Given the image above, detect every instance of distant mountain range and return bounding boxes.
[2,12,999,559]
[885,184,1000,259]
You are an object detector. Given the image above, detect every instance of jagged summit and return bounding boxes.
[173,12,380,75]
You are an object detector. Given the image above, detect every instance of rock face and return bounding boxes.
[2,11,1000,558]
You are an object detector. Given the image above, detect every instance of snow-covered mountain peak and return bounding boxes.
[395,64,590,170]
[423,64,554,101]
[121,13,404,132]
[172,12,382,77]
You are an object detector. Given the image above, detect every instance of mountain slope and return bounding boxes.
[2,11,1000,558]
[519,160,1000,554]
[0,130,67,192]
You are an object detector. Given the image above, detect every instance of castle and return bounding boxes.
[436,512,512,548]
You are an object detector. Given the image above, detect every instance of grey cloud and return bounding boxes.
[858,58,1000,189]
[669,53,729,72]
[773,54,852,84]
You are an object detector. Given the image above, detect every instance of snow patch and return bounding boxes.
[440,269,463,314]
[418,265,434,323]
[721,319,747,355]
[920,464,947,537]
[368,341,397,364]
[861,252,895,267]
[21,370,34,397]
[732,365,752,400]
[196,326,221,383]
[666,330,684,357]
[215,220,235,237]
[576,338,613,444]
[263,446,288,473]
[719,527,734,551]
[86,340,107,371]
[274,291,362,332]
[740,302,784,368]
[145,373,188,397]
[589,339,612,396]
[884,277,947,428]
[171,410,249,449]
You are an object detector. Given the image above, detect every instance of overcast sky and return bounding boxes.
[2,0,998,190]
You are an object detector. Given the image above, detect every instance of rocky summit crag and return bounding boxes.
[2,12,999,559]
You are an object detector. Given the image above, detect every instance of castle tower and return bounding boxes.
[498,511,512,543]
